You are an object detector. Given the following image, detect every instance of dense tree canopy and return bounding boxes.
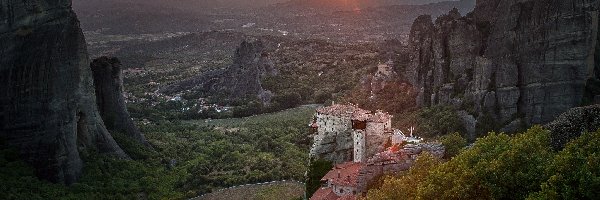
[528,130,600,199]
[365,126,600,200]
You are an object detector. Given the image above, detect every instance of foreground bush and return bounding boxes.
[365,126,600,199]
[528,130,600,199]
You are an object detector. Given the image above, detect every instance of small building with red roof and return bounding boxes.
[310,187,337,200]
[312,162,361,200]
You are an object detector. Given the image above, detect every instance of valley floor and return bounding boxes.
[191,180,304,200]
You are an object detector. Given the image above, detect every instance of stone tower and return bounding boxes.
[351,110,393,163]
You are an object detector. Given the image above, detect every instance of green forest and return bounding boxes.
[0,107,314,199]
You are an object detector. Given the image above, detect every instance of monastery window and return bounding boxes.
[352,120,367,130]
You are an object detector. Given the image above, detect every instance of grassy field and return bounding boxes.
[138,105,319,197]
[183,104,319,127]
[193,181,304,200]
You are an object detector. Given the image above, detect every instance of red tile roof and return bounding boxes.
[317,104,393,124]
[310,187,338,200]
[337,195,357,200]
[351,109,372,121]
[370,111,392,123]
[310,187,358,200]
[321,162,362,187]
[317,104,369,118]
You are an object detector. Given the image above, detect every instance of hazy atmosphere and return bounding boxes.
[1,0,599,199]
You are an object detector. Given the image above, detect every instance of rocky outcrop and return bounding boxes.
[159,39,278,104]
[0,0,127,184]
[545,104,600,150]
[345,61,417,114]
[91,57,148,145]
[356,143,444,192]
[406,1,600,137]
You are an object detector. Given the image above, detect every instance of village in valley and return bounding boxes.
[308,104,445,200]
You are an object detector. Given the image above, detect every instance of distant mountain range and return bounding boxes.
[277,0,474,11]
[74,0,470,11]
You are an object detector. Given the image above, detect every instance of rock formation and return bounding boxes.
[159,39,278,104]
[91,57,148,145]
[545,104,600,150]
[346,61,417,114]
[406,1,600,137]
[0,0,127,184]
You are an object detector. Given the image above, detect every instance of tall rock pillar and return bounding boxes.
[0,0,127,184]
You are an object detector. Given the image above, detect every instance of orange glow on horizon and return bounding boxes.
[339,0,361,13]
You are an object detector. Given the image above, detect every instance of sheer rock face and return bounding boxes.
[407,0,600,136]
[159,39,278,103]
[0,0,126,184]
[91,57,148,145]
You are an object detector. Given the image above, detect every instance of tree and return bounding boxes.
[363,152,442,200]
[439,132,467,159]
[528,130,600,199]
[419,106,466,137]
[418,126,554,200]
[272,92,302,110]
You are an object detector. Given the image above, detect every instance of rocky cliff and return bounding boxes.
[345,61,417,114]
[159,39,278,103]
[91,57,148,146]
[406,0,600,138]
[0,0,127,184]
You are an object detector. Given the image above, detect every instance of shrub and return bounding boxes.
[419,106,466,137]
[439,132,467,159]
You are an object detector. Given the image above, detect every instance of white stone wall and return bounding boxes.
[353,130,366,163]
[316,113,351,134]
[365,122,390,159]
[310,113,355,163]
[392,134,405,145]
[365,133,389,159]
[384,119,392,131]
[356,157,414,193]
[366,122,385,136]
